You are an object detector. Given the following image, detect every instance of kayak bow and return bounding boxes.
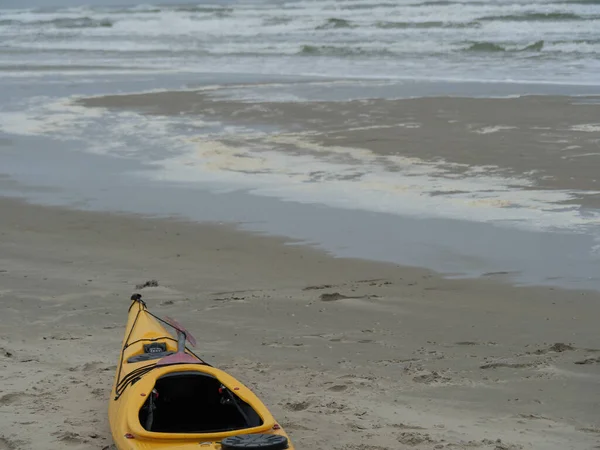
[108,294,293,450]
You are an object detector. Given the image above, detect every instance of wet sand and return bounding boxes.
[1,196,599,450]
[79,93,600,207]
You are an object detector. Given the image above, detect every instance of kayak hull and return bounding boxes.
[109,297,294,450]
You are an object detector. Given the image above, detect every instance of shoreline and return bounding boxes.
[2,168,599,293]
[2,84,600,292]
[78,92,600,205]
[1,195,600,449]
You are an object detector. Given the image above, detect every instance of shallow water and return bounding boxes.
[2,122,600,292]
[1,1,600,292]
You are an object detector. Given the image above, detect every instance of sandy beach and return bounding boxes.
[1,196,599,450]
[2,1,600,448]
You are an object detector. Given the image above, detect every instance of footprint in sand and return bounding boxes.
[531,342,575,355]
[0,437,17,450]
[0,393,28,406]
[412,371,451,384]
[78,362,103,372]
[53,431,86,445]
[396,431,437,446]
[377,358,421,367]
[91,388,106,399]
[314,400,347,414]
[327,384,348,392]
[283,401,310,412]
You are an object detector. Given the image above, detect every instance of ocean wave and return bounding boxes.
[478,12,591,21]
[556,38,600,45]
[1,0,599,83]
[3,40,187,52]
[465,42,506,52]
[50,17,113,28]
[262,17,293,26]
[465,40,545,52]
[413,0,600,4]
[545,41,600,54]
[96,5,232,14]
[338,2,398,10]
[299,44,394,57]
[10,38,597,57]
[171,5,233,14]
[316,18,356,29]
[375,20,478,28]
[419,0,480,4]
[521,41,546,51]
[0,16,113,28]
[558,0,600,3]
[105,6,161,14]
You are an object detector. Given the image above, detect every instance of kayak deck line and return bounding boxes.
[113,295,210,401]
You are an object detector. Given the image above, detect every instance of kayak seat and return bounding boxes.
[127,351,175,363]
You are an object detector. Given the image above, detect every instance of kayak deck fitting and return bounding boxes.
[108,294,293,450]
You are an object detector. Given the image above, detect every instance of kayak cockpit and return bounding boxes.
[139,371,263,434]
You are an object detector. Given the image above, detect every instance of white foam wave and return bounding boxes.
[3,40,186,52]
[0,96,105,137]
[545,41,600,53]
[471,125,518,134]
[3,94,596,234]
[111,14,267,37]
[0,10,90,23]
[1,0,600,84]
[571,124,600,132]
[3,2,599,37]
[152,132,600,233]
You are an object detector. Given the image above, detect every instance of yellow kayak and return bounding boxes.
[109,294,294,450]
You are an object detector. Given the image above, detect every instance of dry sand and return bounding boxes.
[1,196,599,449]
